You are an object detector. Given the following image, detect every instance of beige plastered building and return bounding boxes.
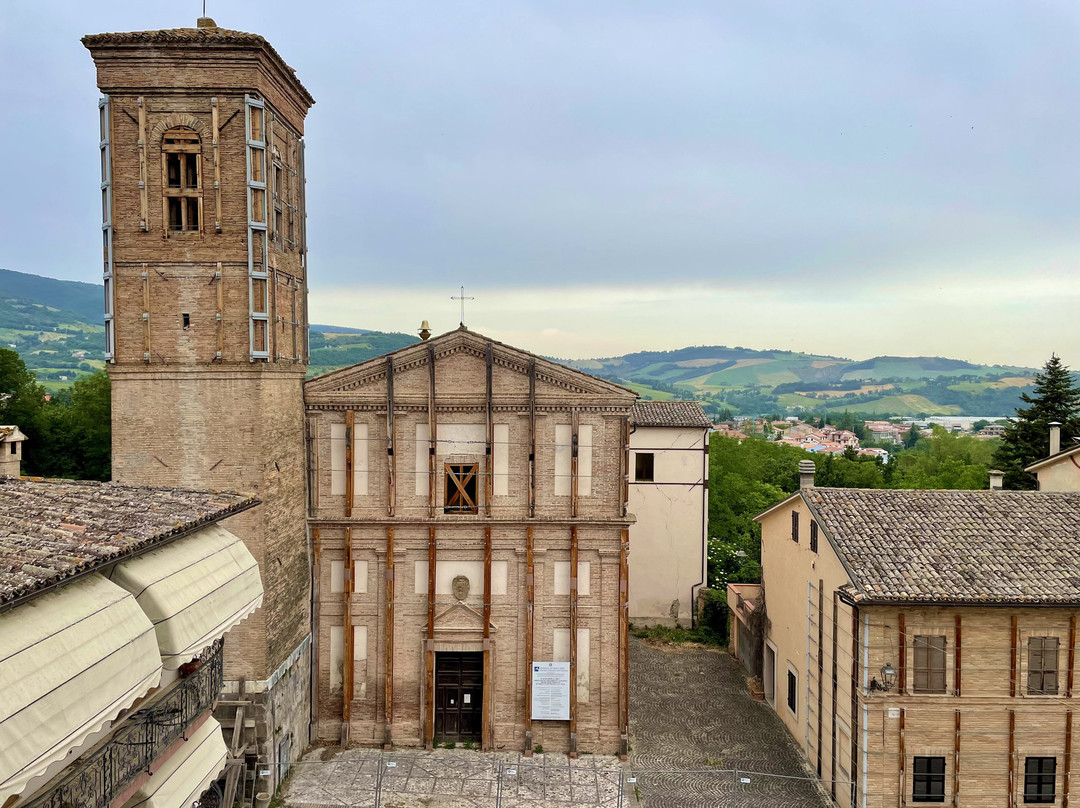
[1026,422,1080,492]
[732,461,1080,807]
[627,402,710,626]
[0,427,26,478]
[304,327,636,756]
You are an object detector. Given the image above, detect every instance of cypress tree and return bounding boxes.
[994,354,1080,489]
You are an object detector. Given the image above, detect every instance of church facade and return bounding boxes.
[304,328,636,755]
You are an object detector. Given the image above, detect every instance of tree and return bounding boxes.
[0,347,47,470]
[994,354,1080,489]
[0,349,111,481]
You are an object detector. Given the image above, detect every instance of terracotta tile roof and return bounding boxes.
[804,487,1080,604]
[630,401,711,429]
[81,26,314,105]
[0,477,257,606]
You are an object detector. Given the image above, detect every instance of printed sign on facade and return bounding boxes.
[531,661,571,720]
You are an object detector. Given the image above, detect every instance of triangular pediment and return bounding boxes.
[304,327,637,403]
[432,602,496,633]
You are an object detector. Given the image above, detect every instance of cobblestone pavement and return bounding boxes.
[628,636,830,808]
[283,747,625,808]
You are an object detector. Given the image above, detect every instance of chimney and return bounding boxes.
[197,16,217,28]
[1050,422,1062,456]
[799,459,816,489]
[989,469,1004,490]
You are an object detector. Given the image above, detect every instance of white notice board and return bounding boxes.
[531,662,570,720]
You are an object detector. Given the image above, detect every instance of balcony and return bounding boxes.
[22,640,224,808]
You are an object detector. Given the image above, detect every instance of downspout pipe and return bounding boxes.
[689,426,709,629]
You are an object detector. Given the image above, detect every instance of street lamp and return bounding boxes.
[871,662,898,692]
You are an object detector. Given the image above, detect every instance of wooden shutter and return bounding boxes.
[929,636,946,693]
[791,511,799,542]
[1029,638,1044,693]
[1030,637,1060,694]
[914,635,947,693]
[1046,637,1060,694]
[914,637,928,691]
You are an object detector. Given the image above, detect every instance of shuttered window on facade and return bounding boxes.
[1027,637,1060,695]
[913,635,946,693]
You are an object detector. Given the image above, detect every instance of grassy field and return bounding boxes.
[826,393,963,416]
[621,381,677,401]
[949,377,1034,392]
[777,392,829,409]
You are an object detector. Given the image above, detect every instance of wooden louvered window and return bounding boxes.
[791,511,799,543]
[1027,637,1060,695]
[913,635,947,693]
[809,520,819,553]
[444,464,479,514]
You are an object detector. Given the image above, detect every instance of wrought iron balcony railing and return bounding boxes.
[23,640,224,808]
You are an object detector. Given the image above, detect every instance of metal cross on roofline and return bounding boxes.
[451,286,475,327]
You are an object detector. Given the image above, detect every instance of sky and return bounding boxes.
[0,1,1078,367]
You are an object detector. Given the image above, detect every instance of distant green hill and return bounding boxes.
[0,267,421,386]
[0,269,107,385]
[0,269,104,323]
[0,268,1049,416]
[564,346,1040,418]
[307,330,419,376]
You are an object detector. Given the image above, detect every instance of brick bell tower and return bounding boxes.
[84,17,315,780]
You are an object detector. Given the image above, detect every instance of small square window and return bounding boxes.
[913,756,945,802]
[444,464,478,514]
[1025,757,1056,803]
[635,452,654,482]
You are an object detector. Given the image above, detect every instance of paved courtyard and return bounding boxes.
[628,635,830,807]
[283,637,828,807]
[283,747,625,808]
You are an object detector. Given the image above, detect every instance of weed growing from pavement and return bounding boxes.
[630,623,723,646]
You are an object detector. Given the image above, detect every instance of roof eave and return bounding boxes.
[0,497,260,612]
[1025,444,1080,472]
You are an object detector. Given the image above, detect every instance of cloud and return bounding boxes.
[1,0,1077,367]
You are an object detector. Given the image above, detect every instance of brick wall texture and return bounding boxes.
[761,499,1080,808]
[305,331,636,753]
[86,31,314,688]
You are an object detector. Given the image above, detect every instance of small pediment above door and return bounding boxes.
[433,602,497,634]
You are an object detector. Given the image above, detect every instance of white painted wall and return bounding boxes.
[628,425,708,625]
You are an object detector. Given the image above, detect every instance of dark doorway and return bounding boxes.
[434,651,483,744]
